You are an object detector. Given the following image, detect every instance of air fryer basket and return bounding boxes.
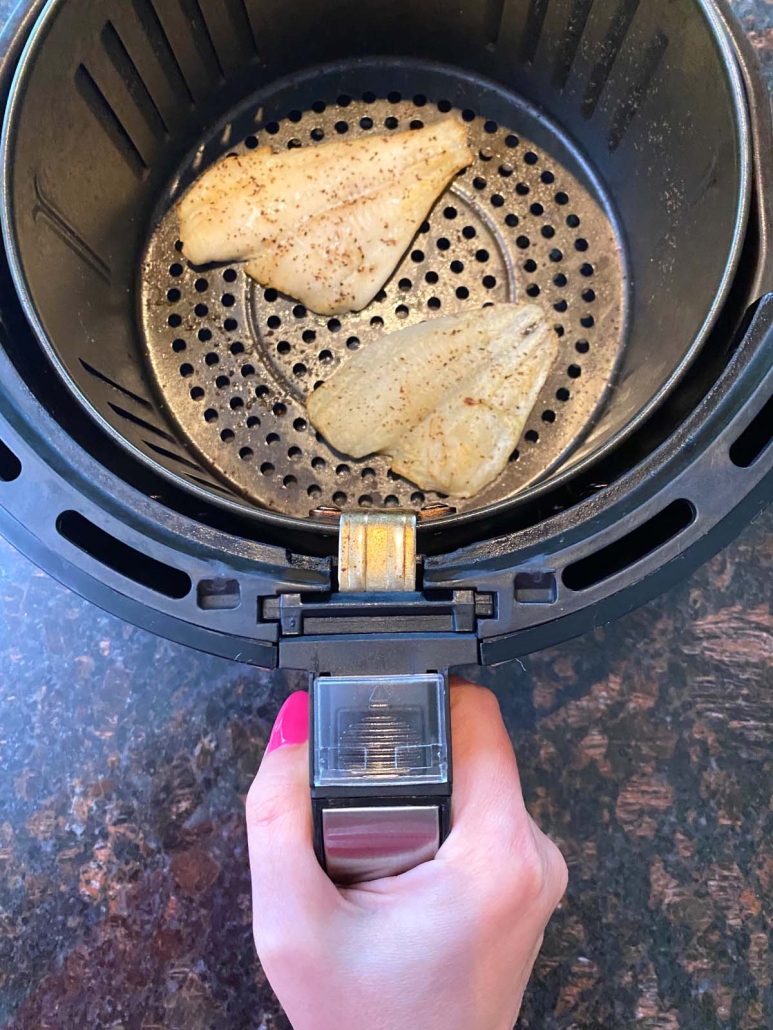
[0,0,770,676]
[1,0,751,535]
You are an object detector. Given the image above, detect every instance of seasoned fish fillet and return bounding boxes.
[306,304,557,497]
[177,120,473,315]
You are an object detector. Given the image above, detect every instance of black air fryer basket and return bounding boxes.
[0,0,771,875]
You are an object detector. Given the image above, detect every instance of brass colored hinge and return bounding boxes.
[338,512,417,593]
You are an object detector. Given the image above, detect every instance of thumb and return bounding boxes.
[246,691,340,956]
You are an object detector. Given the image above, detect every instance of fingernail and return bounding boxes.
[266,691,309,754]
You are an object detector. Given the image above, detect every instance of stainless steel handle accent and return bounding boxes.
[322,805,440,884]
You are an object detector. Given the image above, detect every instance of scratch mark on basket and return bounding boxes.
[608,30,669,151]
[685,154,719,211]
[582,0,641,120]
[32,176,111,286]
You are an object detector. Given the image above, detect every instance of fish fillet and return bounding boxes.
[177,120,473,315]
[306,304,557,498]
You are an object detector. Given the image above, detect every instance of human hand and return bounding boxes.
[247,679,567,1030]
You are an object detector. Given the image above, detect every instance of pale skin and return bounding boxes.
[247,679,568,1030]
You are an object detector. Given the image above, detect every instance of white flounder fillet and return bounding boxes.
[306,303,557,498]
[177,120,473,315]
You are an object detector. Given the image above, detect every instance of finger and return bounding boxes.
[440,679,530,854]
[246,692,340,953]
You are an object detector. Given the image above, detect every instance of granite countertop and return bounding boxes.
[1,2,773,1028]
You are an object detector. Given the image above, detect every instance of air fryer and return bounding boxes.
[0,0,771,879]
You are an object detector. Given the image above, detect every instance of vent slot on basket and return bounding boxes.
[108,402,177,442]
[187,472,235,495]
[131,0,194,104]
[582,0,641,119]
[521,0,550,64]
[729,394,773,469]
[221,0,259,57]
[553,0,594,90]
[562,499,695,591]
[608,30,668,151]
[144,439,205,471]
[0,438,21,482]
[483,0,508,46]
[56,510,191,598]
[74,63,148,176]
[80,358,153,408]
[101,20,169,139]
[179,0,224,82]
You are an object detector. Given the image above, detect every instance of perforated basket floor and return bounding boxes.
[141,71,627,518]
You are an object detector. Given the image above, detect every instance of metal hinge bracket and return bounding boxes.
[338,511,416,593]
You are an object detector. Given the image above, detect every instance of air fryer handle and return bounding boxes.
[308,669,453,884]
[281,512,476,883]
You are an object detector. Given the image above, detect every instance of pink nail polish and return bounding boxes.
[266,691,309,753]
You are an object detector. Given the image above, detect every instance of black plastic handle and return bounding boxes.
[309,670,453,884]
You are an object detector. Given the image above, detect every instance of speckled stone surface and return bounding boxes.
[1,2,773,1028]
